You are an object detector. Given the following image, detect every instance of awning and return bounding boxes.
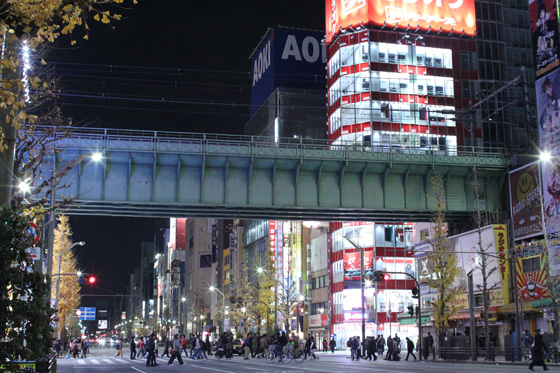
[498,302,542,314]
[399,317,429,325]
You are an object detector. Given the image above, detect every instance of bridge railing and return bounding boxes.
[29,126,508,159]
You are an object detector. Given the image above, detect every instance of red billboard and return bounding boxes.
[344,251,373,280]
[326,0,476,43]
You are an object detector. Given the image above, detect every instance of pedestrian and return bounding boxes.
[525,330,534,360]
[129,337,136,360]
[426,332,434,359]
[136,337,143,359]
[146,334,157,366]
[353,336,361,360]
[72,339,79,359]
[405,337,417,360]
[200,335,208,359]
[309,336,319,360]
[180,335,188,357]
[392,339,401,361]
[205,334,212,356]
[54,340,62,357]
[260,333,269,358]
[226,333,233,359]
[366,337,377,361]
[168,334,184,366]
[162,338,170,358]
[243,333,252,360]
[385,336,393,360]
[377,334,385,356]
[529,329,549,371]
[189,334,196,358]
[304,333,312,360]
[114,338,122,357]
[322,338,328,353]
[329,337,336,353]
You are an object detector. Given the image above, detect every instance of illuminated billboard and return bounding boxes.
[509,161,543,240]
[516,241,547,301]
[529,0,559,79]
[326,0,476,43]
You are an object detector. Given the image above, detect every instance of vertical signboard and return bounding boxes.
[493,225,510,305]
[516,240,548,301]
[509,161,543,240]
[529,0,560,79]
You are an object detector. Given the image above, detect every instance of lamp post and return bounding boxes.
[54,241,85,339]
[342,236,367,357]
[256,267,278,328]
[210,286,226,334]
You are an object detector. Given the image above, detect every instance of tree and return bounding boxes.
[276,248,301,332]
[51,214,81,339]
[471,165,500,351]
[424,174,462,345]
[0,205,53,361]
[1,0,135,204]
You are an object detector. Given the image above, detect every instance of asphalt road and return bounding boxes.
[56,347,550,373]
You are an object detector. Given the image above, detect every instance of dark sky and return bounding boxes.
[62,0,326,295]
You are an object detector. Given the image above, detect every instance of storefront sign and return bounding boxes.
[309,314,328,328]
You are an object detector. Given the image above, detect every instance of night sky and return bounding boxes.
[61,0,326,295]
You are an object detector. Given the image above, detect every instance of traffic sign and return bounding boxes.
[78,307,96,321]
[26,223,40,244]
[25,247,41,261]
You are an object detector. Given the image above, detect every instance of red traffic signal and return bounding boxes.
[75,309,82,316]
[87,276,96,284]
[382,273,391,281]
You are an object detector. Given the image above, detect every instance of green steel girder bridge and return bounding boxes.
[41,127,509,222]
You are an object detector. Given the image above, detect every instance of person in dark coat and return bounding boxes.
[405,337,417,360]
[129,337,136,360]
[365,337,377,361]
[529,329,549,371]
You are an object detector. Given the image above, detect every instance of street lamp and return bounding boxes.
[210,286,226,333]
[256,267,278,328]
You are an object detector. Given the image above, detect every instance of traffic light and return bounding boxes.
[382,273,390,281]
[75,309,82,317]
[87,276,96,284]
[411,287,419,299]
[407,305,414,317]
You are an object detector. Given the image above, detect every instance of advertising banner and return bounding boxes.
[493,224,510,305]
[542,153,560,237]
[343,251,374,280]
[529,0,560,79]
[536,69,560,151]
[326,0,476,43]
[366,293,376,322]
[509,162,543,240]
[516,241,548,301]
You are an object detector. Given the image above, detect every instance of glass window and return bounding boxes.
[522,257,541,273]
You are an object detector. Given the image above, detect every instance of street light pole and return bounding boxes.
[210,286,226,334]
[343,236,366,357]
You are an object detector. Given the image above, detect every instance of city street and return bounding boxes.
[56,347,550,373]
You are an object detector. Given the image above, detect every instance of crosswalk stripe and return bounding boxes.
[103,359,115,364]
[114,358,128,364]
[90,359,100,365]
[77,360,85,365]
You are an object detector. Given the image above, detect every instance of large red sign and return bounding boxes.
[326,0,476,43]
[343,251,373,280]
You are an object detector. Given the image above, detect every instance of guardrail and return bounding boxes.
[25,125,508,159]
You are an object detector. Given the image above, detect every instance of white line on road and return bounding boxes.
[90,359,100,365]
[191,364,236,373]
[130,367,147,373]
[77,360,85,365]
[102,359,115,364]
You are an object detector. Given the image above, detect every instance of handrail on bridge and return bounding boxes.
[25,125,508,159]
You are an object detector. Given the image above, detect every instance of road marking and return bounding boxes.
[191,364,236,373]
[130,367,147,373]
[90,359,100,365]
[77,360,85,365]
[114,358,129,364]
[102,359,115,364]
